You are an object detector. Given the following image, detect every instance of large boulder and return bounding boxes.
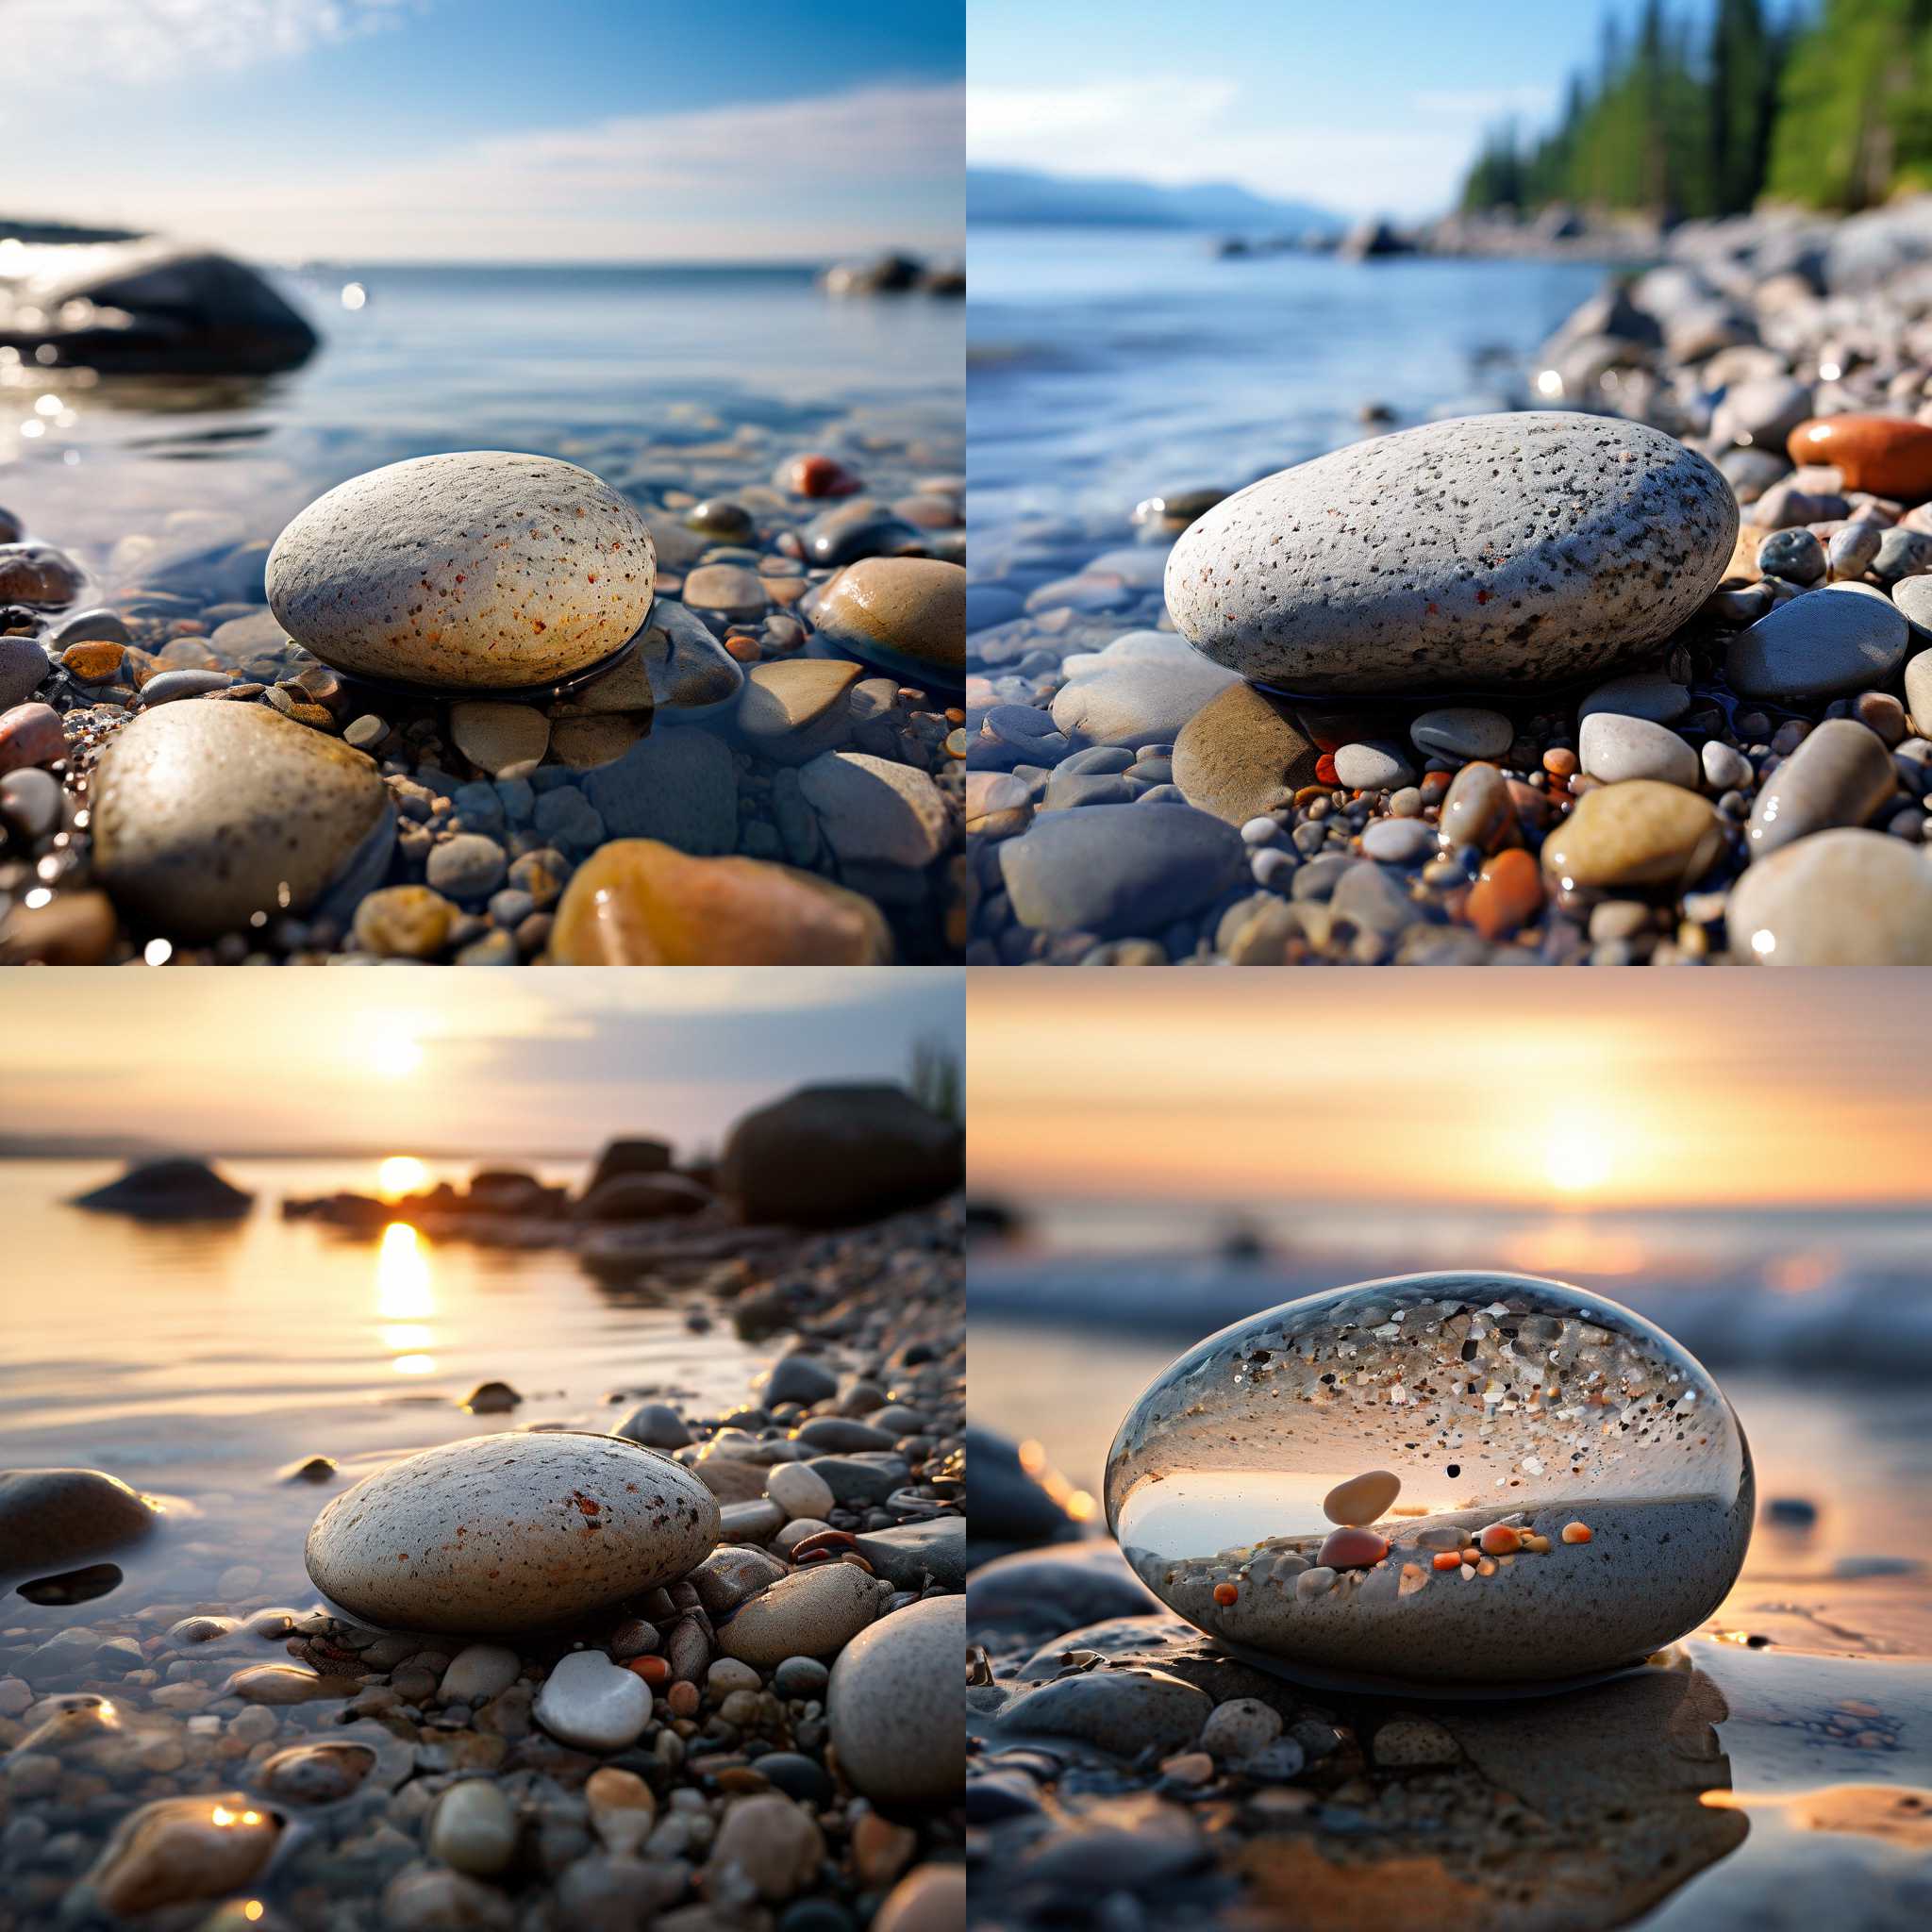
[718,1084,961,1227]
[71,1158,252,1221]
[0,235,317,375]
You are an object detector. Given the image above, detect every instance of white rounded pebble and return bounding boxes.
[1294,1567,1336,1601]
[766,1463,836,1522]
[439,1644,521,1706]
[1333,741,1415,791]
[1360,818,1432,864]
[430,1779,516,1875]
[1701,741,1752,792]
[534,1649,652,1751]
[1578,712,1699,789]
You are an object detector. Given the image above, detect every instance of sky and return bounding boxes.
[970,973,1932,1213]
[969,0,1724,220]
[0,969,964,1158]
[4,0,963,263]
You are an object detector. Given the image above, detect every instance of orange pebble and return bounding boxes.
[1317,1526,1389,1570]
[626,1656,671,1685]
[1478,1524,1522,1557]
[1431,1551,1463,1572]
[1561,1521,1593,1544]
[1542,746,1579,778]
[1212,1581,1239,1606]
[1315,753,1339,788]
[1467,847,1545,941]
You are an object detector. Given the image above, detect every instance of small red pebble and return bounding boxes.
[1315,753,1339,788]
[1561,1521,1593,1544]
[1317,1526,1389,1570]
[1212,1581,1239,1607]
[1478,1524,1522,1557]
[783,453,862,498]
[626,1656,670,1686]
[1542,746,1579,778]
[1466,847,1544,941]
[665,1680,700,1718]
[0,702,67,775]
[1431,1551,1463,1573]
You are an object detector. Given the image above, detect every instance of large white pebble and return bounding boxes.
[533,1649,652,1752]
[304,1432,719,1635]
[266,451,657,690]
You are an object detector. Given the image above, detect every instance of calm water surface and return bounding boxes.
[0,1157,758,1624]
[0,263,963,565]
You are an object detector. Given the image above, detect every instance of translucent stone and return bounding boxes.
[1104,1272,1753,1692]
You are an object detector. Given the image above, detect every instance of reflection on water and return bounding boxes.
[0,1157,757,1628]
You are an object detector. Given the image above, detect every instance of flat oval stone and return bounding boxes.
[545,840,891,965]
[304,1431,719,1635]
[1729,828,1932,964]
[1165,413,1737,694]
[1577,713,1698,789]
[1788,414,1932,498]
[826,1594,964,1806]
[266,452,656,690]
[998,803,1248,938]
[1746,718,1896,858]
[808,557,964,684]
[1322,1470,1401,1527]
[92,701,392,942]
[1576,672,1690,724]
[1541,780,1723,892]
[716,1561,878,1667]
[1724,582,1909,701]
[1172,681,1321,824]
[1409,707,1510,760]
[1050,632,1240,747]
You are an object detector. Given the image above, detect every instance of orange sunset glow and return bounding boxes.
[969,973,1932,1211]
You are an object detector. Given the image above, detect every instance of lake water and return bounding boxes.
[966,226,1607,572]
[0,1157,758,1623]
[0,262,964,568]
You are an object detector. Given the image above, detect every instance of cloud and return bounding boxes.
[20,81,966,259]
[10,0,420,83]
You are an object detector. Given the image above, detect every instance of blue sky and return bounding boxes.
[970,0,1731,220]
[8,0,963,262]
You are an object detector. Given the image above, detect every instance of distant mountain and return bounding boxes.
[968,166,1341,233]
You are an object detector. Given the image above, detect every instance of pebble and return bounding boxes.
[1409,706,1510,760]
[826,1595,964,1806]
[1323,1469,1400,1525]
[1467,847,1545,940]
[440,1644,521,1705]
[0,700,66,774]
[999,803,1247,938]
[1360,817,1432,863]
[1577,671,1691,724]
[1789,412,1932,497]
[1541,780,1724,891]
[875,1865,967,1932]
[304,1432,720,1633]
[1747,717,1896,858]
[1724,582,1910,700]
[1438,759,1513,852]
[450,700,550,775]
[717,1562,878,1667]
[1316,1526,1389,1569]
[993,1667,1209,1757]
[1171,680,1320,823]
[1371,1716,1460,1767]
[1049,635,1241,747]
[584,1766,657,1856]
[684,563,769,623]
[708,1792,824,1904]
[768,1463,837,1522]
[0,634,49,708]
[1729,827,1932,963]
[426,833,508,900]
[258,1740,377,1804]
[1198,1698,1283,1761]
[580,728,737,853]
[1702,741,1753,791]
[140,667,236,706]
[1578,713,1699,788]
[430,1779,517,1875]
[1757,525,1826,585]
[797,751,950,867]
[0,541,84,606]
[809,556,965,683]
[1164,412,1736,691]
[534,1648,653,1751]
[737,658,861,758]
[92,700,391,941]
[0,1468,158,1572]
[1333,741,1415,791]
[613,1401,691,1449]
[266,451,656,688]
[545,839,891,964]
[84,1793,281,1916]
[353,884,457,958]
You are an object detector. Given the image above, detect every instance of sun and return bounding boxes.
[377,1156,429,1199]
[1544,1124,1609,1196]
[369,1023,425,1079]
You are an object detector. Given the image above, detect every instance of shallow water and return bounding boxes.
[966,228,1605,558]
[0,1157,758,1624]
[0,262,964,570]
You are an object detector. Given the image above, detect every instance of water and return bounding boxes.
[0,261,964,566]
[966,227,1607,558]
[0,1156,758,1623]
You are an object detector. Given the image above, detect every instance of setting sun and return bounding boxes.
[377,1156,429,1198]
[370,1024,425,1079]
[1543,1124,1609,1195]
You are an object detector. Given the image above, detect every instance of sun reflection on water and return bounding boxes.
[375,1221,436,1374]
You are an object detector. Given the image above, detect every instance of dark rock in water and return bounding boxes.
[585,1138,675,1194]
[278,1456,339,1485]
[964,1428,1083,1558]
[71,1157,253,1221]
[0,236,317,375]
[719,1083,962,1226]
[16,1561,123,1606]
[575,1173,713,1222]
[802,500,924,569]
[820,252,925,296]
[0,1469,158,1580]
[462,1380,522,1414]
[464,1169,555,1215]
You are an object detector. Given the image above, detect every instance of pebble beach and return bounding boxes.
[0,1091,965,1931]
[965,199,1932,965]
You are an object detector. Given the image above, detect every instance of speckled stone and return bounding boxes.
[1166,412,1737,693]
[304,1431,719,1634]
[1729,828,1932,964]
[1541,780,1723,892]
[1171,681,1321,824]
[265,452,656,689]
[826,1595,964,1806]
[716,1562,878,1667]
[1746,718,1896,858]
[92,700,393,942]
[808,557,965,683]
[545,840,891,964]
[1724,582,1910,701]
